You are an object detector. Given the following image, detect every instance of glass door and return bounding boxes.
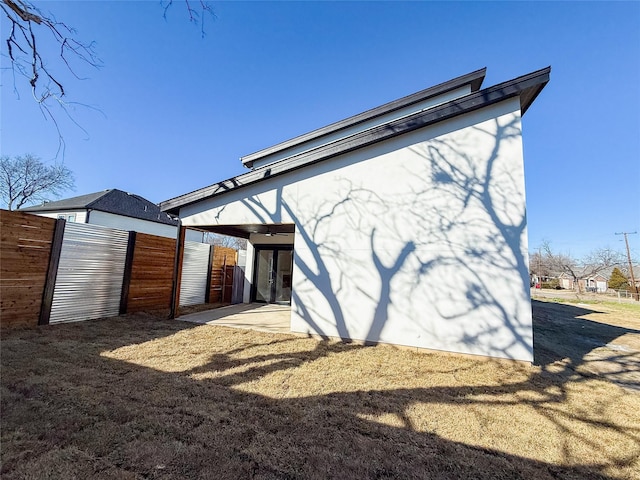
[254,249,274,303]
[252,247,293,304]
[275,250,293,303]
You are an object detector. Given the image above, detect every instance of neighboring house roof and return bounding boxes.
[557,266,627,281]
[160,66,550,215]
[20,189,178,226]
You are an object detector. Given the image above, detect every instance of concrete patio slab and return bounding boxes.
[178,303,291,334]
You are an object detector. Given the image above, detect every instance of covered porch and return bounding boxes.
[190,223,295,306]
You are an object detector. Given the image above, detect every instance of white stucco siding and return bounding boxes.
[88,211,178,238]
[180,97,533,361]
[31,210,87,223]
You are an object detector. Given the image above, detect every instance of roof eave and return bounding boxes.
[241,67,487,168]
[161,66,550,215]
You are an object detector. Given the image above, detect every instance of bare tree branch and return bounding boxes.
[2,0,214,154]
[535,241,624,293]
[204,232,247,250]
[0,154,75,210]
[162,0,215,37]
[1,0,101,103]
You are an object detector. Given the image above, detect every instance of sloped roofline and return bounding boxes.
[20,189,113,212]
[161,66,550,215]
[21,189,178,226]
[241,68,487,168]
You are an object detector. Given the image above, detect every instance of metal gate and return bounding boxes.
[50,223,129,323]
[179,241,211,307]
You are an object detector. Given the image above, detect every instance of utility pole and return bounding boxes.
[615,231,638,301]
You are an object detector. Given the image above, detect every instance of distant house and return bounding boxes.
[582,273,609,293]
[19,189,196,240]
[558,271,608,293]
[623,265,640,290]
[558,267,629,293]
[557,272,575,290]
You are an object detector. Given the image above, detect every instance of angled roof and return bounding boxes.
[241,68,487,168]
[161,66,550,215]
[21,189,178,226]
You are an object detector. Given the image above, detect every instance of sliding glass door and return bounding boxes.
[252,246,293,304]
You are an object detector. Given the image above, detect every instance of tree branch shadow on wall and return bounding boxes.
[248,114,535,360]
[223,112,637,370]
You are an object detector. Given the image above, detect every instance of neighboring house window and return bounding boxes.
[57,214,76,222]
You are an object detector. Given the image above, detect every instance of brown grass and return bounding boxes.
[1,301,639,479]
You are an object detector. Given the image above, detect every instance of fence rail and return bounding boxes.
[0,209,239,328]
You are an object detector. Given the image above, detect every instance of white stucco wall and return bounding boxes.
[32,209,206,242]
[180,97,533,361]
[88,211,179,238]
[31,210,88,223]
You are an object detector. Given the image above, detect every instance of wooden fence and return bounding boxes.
[126,233,177,314]
[209,246,237,303]
[0,210,239,328]
[0,211,57,329]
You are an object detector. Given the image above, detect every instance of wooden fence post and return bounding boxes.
[39,218,66,325]
[170,224,186,319]
[205,244,214,303]
[119,231,137,315]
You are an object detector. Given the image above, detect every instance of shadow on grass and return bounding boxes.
[532,300,640,391]
[1,311,638,479]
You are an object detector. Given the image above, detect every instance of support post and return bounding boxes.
[39,218,66,325]
[222,254,228,303]
[205,244,214,303]
[170,223,186,319]
[119,231,137,315]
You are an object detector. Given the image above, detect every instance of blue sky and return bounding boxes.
[1,1,639,260]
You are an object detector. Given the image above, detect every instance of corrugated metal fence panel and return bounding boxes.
[179,241,211,307]
[49,222,129,323]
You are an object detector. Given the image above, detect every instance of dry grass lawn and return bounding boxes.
[1,300,639,479]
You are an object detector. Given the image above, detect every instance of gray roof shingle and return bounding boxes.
[20,189,178,226]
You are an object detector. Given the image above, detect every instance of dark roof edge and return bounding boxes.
[19,190,112,212]
[21,203,178,226]
[21,188,180,226]
[240,67,487,168]
[161,66,550,215]
[21,205,84,213]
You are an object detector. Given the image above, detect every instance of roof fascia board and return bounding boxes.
[241,68,487,168]
[161,67,550,214]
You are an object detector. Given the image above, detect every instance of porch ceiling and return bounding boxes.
[194,223,295,239]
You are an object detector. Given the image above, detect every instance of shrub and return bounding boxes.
[609,267,629,291]
[541,279,560,289]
